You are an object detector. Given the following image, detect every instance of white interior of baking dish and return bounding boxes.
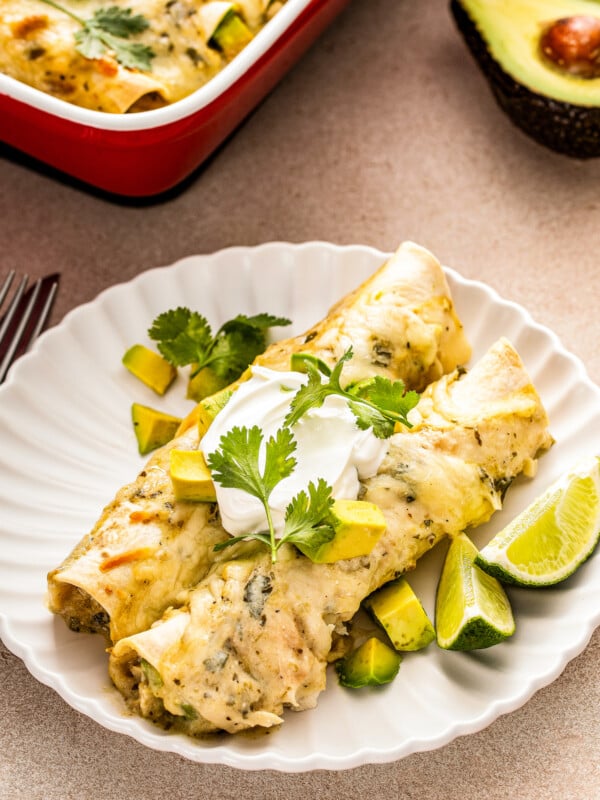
[0,0,312,131]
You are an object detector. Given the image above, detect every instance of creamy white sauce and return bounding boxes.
[200,366,388,537]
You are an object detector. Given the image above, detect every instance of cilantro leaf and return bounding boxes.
[73,27,107,61]
[207,425,296,506]
[149,308,212,367]
[97,35,154,71]
[207,324,265,380]
[284,364,328,426]
[347,376,421,437]
[262,426,297,496]
[212,314,291,380]
[223,313,291,332]
[207,426,335,562]
[89,6,150,36]
[282,479,335,547]
[148,307,291,382]
[351,374,419,417]
[346,399,396,439]
[286,347,419,437]
[38,0,154,71]
[285,348,353,428]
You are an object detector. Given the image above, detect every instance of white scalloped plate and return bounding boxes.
[1,242,599,772]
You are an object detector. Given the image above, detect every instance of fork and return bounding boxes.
[0,271,60,384]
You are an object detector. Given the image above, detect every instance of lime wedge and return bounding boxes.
[476,455,600,587]
[436,532,515,650]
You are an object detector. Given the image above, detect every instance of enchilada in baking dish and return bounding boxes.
[0,0,285,112]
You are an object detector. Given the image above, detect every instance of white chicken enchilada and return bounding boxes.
[0,0,286,112]
[47,241,553,737]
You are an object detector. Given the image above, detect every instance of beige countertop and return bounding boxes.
[1,0,599,797]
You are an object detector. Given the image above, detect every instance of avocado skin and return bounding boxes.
[451,0,600,158]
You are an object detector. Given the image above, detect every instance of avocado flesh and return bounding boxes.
[452,0,600,157]
[335,637,401,688]
[123,344,177,395]
[187,365,229,403]
[364,578,436,652]
[196,388,233,438]
[211,11,253,56]
[169,449,217,502]
[131,403,182,455]
[295,499,387,564]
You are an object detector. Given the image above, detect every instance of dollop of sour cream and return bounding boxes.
[200,366,388,538]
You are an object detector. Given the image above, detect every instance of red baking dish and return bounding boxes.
[0,0,350,197]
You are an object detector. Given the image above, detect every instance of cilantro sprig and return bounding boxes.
[208,426,335,562]
[149,308,291,381]
[37,0,154,70]
[286,348,420,438]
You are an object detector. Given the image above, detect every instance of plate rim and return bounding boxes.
[1,240,599,772]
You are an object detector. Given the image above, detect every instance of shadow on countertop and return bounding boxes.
[0,128,235,208]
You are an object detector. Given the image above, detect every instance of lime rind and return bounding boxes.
[476,455,600,587]
[440,616,512,652]
[435,533,515,651]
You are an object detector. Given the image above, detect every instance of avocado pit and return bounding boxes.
[541,15,600,78]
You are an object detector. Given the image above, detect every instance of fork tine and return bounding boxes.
[0,270,16,309]
[0,274,29,345]
[25,278,59,349]
[0,273,60,384]
[10,274,60,365]
[0,277,37,383]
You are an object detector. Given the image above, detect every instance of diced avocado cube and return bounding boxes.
[364,578,436,651]
[187,365,229,403]
[336,637,401,688]
[211,10,253,56]
[131,403,182,455]
[297,499,387,563]
[169,449,217,502]
[123,344,177,395]
[197,388,233,438]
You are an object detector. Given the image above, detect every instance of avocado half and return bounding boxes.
[451,0,600,158]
